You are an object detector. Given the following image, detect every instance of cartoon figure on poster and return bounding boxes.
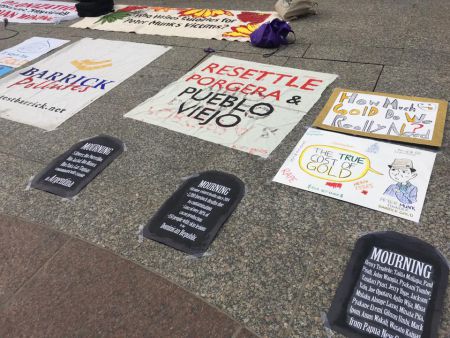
[384,158,418,205]
[273,128,436,222]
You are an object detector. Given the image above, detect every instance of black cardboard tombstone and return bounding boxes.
[328,231,448,338]
[143,170,245,255]
[31,135,124,198]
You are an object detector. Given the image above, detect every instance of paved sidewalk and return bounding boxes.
[0,215,257,337]
[0,0,449,337]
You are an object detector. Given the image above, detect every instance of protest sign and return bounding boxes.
[144,171,245,255]
[71,5,279,41]
[273,128,436,222]
[31,135,124,198]
[0,0,78,23]
[314,88,448,147]
[0,38,170,130]
[0,37,69,68]
[124,55,337,157]
[328,231,449,338]
[0,65,13,77]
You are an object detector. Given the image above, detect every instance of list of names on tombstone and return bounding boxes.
[346,247,433,338]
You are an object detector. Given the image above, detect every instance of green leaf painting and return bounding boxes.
[95,11,130,25]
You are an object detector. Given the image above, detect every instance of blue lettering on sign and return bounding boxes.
[19,67,115,90]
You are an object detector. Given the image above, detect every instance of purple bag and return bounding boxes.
[250,18,294,48]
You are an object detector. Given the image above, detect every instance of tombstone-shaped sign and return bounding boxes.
[143,171,245,255]
[31,135,124,198]
[328,231,448,338]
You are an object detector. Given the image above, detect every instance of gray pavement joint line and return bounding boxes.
[0,235,70,310]
[221,48,286,59]
[0,213,250,330]
[301,44,312,58]
[372,64,385,92]
[300,55,385,67]
[186,52,210,72]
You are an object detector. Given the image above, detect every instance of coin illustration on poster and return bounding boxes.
[31,135,124,198]
[327,231,448,338]
[143,171,245,255]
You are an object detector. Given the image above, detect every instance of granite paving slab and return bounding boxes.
[404,14,450,53]
[0,215,68,304]
[400,49,450,72]
[412,0,450,19]
[284,11,411,49]
[349,46,404,66]
[0,119,19,138]
[303,44,352,62]
[375,66,450,101]
[0,217,256,338]
[314,0,418,17]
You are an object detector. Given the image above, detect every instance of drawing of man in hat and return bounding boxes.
[383,158,418,204]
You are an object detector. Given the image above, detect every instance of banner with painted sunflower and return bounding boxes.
[71,5,279,41]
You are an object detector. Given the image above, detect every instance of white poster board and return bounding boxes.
[0,0,78,23]
[0,38,170,130]
[314,88,448,146]
[71,5,279,41]
[273,128,436,222]
[0,37,69,68]
[125,55,337,157]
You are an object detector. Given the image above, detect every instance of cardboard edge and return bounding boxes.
[313,88,448,147]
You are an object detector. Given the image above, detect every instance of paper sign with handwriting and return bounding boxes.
[273,128,436,222]
[125,55,337,157]
[314,88,448,146]
[0,38,170,130]
[0,37,69,68]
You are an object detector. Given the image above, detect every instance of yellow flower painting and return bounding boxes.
[179,9,233,18]
[222,23,259,38]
